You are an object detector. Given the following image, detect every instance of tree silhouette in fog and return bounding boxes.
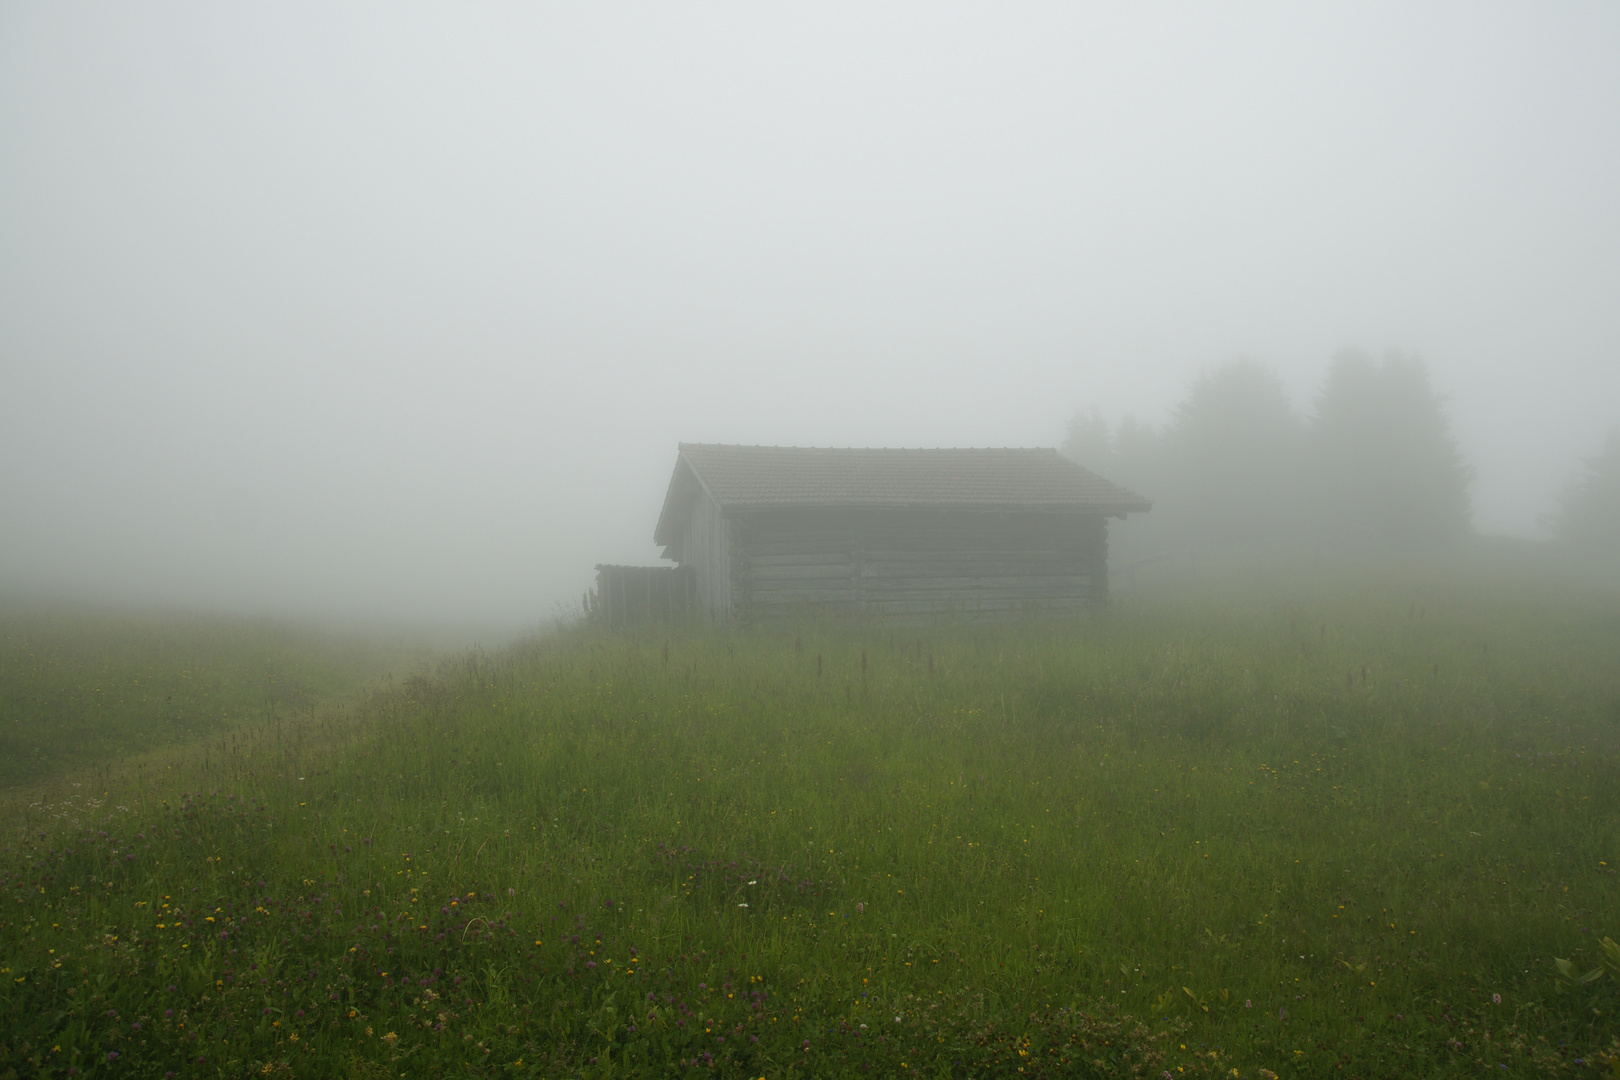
[1308,350,1472,547]
[1160,360,1304,548]
[1555,427,1620,550]
[1060,409,1161,497]
[1060,360,1304,557]
[1061,350,1475,557]
[1060,405,1115,477]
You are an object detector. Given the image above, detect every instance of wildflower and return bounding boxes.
[1492,993,1502,1005]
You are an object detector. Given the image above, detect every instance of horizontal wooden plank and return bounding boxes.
[746,564,858,581]
[857,601,1089,617]
[746,599,1085,615]
[858,559,1087,577]
[860,547,1090,560]
[742,549,1094,566]
[743,552,857,567]
[740,539,858,556]
[742,555,1095,575]
[747,591,861,605]
[859,570,1089,586]
[743,527,1094,549]
[744,602,860,614]
[859,577,1088,592]
[859,589,1089,604]
[745,586,1089,605]
[859,574,1088,588]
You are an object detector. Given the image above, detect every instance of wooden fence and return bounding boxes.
[593,564,698,629]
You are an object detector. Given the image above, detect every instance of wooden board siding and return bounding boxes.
[675,488,734,622]
[594,565,697,628]
[727,507,1108,622]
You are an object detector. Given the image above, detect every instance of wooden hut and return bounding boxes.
[652,444,1150,623]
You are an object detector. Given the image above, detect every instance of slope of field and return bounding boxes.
[1,551,1617,1078]
[0,603,443,793]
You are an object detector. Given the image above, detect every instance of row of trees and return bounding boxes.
[1554,427,1620,551]
[1061,351,1474,559]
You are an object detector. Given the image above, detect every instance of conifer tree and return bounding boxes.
[1309,351,1472,546]
[1555,427,1620,550]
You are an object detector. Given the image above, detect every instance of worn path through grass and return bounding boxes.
[0,601,450,798]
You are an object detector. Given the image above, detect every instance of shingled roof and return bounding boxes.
[654,444,1150,547]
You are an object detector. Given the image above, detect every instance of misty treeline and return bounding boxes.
[1553,425,1620,552]
[1063,350,1475,563]
[1064,350,1620,564]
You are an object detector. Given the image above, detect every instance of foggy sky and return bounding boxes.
[3,4,1618,626]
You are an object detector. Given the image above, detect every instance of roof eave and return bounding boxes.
[652,448,726,553]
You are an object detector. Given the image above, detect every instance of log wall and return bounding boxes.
[724,507,1108,622]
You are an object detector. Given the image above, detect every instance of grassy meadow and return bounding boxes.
[0,603,445,795]
[1,549,1618,1078]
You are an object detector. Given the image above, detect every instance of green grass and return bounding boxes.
[2,549,1618,1078]
[0,602,442,792]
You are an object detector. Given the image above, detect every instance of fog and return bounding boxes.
[3,5,1618,628]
